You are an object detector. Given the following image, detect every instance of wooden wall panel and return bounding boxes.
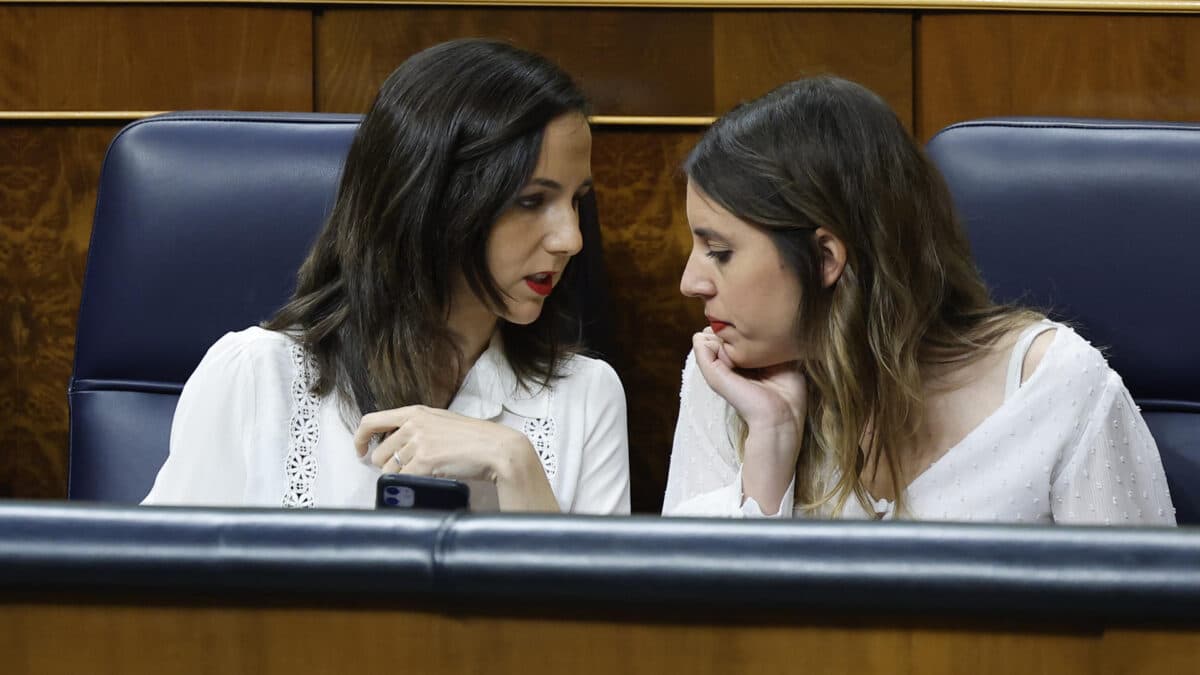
[0,6,315,499]
[316,8,914,123]
[0,125,118,499]
[10,601,1200,675]
[917,13,1200,140]
[0,6,313,110]
[592,129,704,513]
[316,8,715,115]
[714,11,914,129]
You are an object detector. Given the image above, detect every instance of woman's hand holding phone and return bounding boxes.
[353,406,560,512]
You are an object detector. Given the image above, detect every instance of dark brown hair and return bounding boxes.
[266,39,589,418]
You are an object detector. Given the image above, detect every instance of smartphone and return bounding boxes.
[376,474,470,511]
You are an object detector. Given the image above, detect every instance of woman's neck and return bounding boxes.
[446,291,499,378]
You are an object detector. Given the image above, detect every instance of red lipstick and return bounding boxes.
[707,316,731,333]
[525,272,554,297]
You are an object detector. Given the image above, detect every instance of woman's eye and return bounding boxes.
[705,249,732,264]
[516,194,545,209]
[571,188,592,210]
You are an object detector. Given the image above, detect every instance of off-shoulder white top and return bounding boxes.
[663,322,1176,525]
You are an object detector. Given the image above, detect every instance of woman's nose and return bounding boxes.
[680,252,715,298]
[546,207,583,257]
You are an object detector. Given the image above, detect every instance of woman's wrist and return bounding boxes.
[491,433,560,512]
[740,397,804,432]
[491,433,536,484]
[740,425,801,516]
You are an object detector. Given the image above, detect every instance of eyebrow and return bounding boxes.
[528,177,594,192]
[692,227,731,244]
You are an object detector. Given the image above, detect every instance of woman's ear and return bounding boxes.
[814,227,847,289]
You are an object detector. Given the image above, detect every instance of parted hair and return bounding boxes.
[265,39,589,418]
[684,76,1040,516]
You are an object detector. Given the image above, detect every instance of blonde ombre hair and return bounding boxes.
[685,77,1040,517]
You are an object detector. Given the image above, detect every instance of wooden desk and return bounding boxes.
[4,600,1199,675]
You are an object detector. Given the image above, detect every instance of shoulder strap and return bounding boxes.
[1005,321,1057,401]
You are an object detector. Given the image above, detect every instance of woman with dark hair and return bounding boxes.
[144,39,630,513]
[663,76,1174,523]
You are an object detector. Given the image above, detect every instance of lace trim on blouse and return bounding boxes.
[283,343,320,508]
[523,415,558,478]
[280,342,560,501]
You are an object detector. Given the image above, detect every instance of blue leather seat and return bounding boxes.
[927,118,1200,525]
[69,112,614,503]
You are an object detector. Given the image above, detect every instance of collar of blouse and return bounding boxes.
[448,331,551,421]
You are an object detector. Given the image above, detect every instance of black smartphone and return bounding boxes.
[376,473,470,511]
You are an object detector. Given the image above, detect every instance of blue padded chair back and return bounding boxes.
[927,118,1200,524]
[69,112,614,503]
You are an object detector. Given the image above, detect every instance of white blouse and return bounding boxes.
[662,322,1177,525]
[143,327,631,514]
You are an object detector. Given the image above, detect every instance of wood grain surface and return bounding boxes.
[2,601,1198,675]
[714,11,913,128]
[316,7,716,115]
[593,128,705,512]
[917,12,1200,139]
[0,6,313,111]
[0,125,118,498]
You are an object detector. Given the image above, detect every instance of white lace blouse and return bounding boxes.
[143,327,631,514]
[662,322,1177,525]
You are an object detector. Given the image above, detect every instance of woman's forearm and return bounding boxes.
[740,423,800,516]
[492,437,561,513]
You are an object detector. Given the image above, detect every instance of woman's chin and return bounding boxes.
[725,344,796,370]
[501,305,544,326]
[722,345,759,370]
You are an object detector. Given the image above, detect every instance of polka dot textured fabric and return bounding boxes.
[663,322,1176,525]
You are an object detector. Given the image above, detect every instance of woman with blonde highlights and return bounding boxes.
[663,76,1175,523]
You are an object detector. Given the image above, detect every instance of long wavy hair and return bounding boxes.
[265,39,589,420]
[684,76,1040,516]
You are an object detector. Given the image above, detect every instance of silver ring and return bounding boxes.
[392,450,404,468]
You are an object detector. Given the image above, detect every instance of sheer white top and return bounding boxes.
[663,322,1176,525]
[143,327,631,514]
